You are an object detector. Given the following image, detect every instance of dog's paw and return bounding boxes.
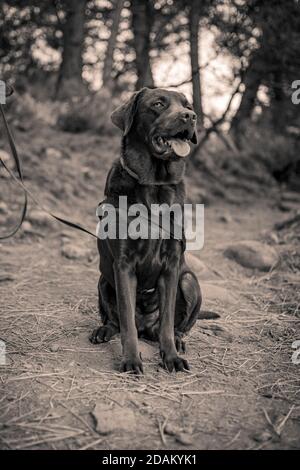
[120,355,144,375]
[89,325,117,344]
[175,334,186,353]
[160,351,190,372]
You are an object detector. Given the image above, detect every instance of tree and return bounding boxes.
[131,0,154,89]
[56,0,87,99]
[188,0,203,124]
[230,48,263,134]
[226,0,300,134]
[0,1,50,78]
[102,0,124,91]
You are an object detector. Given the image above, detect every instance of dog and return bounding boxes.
[90,87,206,374]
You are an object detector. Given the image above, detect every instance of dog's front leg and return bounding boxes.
[158,252,190,372]
[113,261,143,374]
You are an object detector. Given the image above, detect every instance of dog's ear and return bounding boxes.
[111,88,147,135]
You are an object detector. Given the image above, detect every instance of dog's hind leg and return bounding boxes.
[89,275,120,344]
[174,271,202,352]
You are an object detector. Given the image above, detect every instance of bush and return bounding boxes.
[56,89,115,134]
[237,121,298,175]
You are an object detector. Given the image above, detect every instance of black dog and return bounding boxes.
[90,87,203,374]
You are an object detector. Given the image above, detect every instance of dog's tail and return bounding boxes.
[197,310,220,320]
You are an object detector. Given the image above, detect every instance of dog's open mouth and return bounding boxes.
[152,129,193,158]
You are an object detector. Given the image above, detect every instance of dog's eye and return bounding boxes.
[153,101,164,108]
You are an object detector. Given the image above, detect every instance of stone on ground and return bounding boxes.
[61,240,92,261]
[201,282,236,307]
[0,202,8,215]
[224,240,279,271]
[0,272,15,283]
[91,404,136,435]
[185,252,220,281]
[28,210,54,228]
[44,147,66,159]
[0,150,13,169]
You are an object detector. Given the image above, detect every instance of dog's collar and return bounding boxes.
[120,156,140,181]
[119,156,182,186]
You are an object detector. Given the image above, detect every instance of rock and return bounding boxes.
[20,221,43,237]
[28,210,53,228]
[0,272,14,283]
[175,433,194,446]
[50,343,59,353]
[0,150,12,168]
[185,253,220,281]
[200,324,233,342]
[164,424,193,446]
[0,202,8,215]
[164,423,181,436]
[261,392,273,399]
[252,430,272,443]
[22,221,34,233]
[44,147,66,160]
[185,253,207,275]
[82,166,92,180]
[91,404,136,435]
[224,240,279,271]
[201,282,236,307]
[139,340,157,360]
[61,241,92,261]
[218,213,233,224]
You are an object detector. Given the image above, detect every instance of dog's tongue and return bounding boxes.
[168,138,190,157]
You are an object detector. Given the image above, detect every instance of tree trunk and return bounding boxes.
[189,0,203,125]
[131,0,154,90]
[270,70,287,132]
[102,0,124,91]
[231,49,263,133]
[56,0,86,100]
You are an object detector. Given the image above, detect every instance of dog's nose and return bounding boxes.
[180,111,197,123]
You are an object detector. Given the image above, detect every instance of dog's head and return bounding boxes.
[111,88,198,159]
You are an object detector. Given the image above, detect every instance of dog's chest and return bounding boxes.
[134,238,180,289]
[137,185,178,207]
[133,184,184,271]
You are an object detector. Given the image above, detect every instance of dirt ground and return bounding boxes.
[0,124,300,450]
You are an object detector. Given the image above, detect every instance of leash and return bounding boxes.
[0,104,27,239]
[0,103,97,240]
